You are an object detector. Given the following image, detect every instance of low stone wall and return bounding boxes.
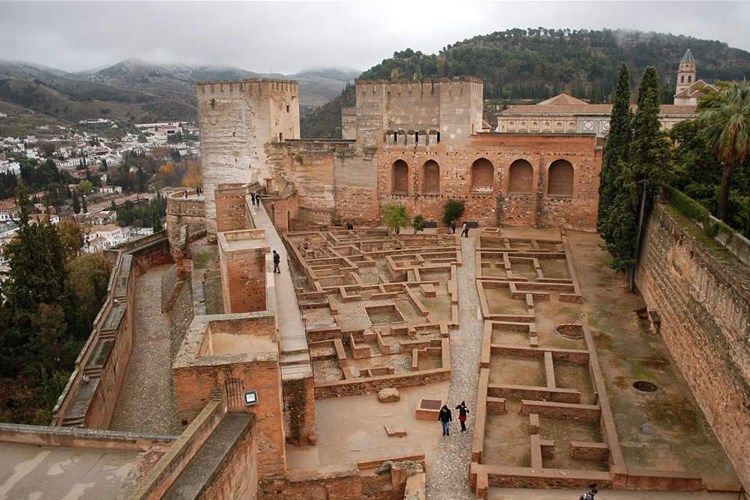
[314,367,451,399]
[128,400,225,499]
[0,422,174,451]
[636,204,750,490]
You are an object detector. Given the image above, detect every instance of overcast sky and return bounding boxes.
[1,1,749,74]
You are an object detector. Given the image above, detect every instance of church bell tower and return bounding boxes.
[676,48,696,95]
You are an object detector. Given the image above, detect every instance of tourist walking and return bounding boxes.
[461,222,469,237]
[455,401,469,432]
[579,484,598,500]
[273,250,281,273]
[438,404,452,436]
[451,220,456,234]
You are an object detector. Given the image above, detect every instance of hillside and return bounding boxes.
[300,28,750,138]
[0,59,358,134]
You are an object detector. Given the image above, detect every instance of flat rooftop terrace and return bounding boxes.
[0,442,139,499]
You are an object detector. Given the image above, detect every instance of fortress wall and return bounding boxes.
[439,79,485,141]
[377,134,601,231]
[265,140,379,224]
[197,80,299,239]
[636,205,750,489]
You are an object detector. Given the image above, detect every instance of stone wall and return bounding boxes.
[377,133,602,230]
[197,79,300,238]
[218,229,269,314]
[173,314,286,478]
[636,204,750,489]
[215,184,250,234]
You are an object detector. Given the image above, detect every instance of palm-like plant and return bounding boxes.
[700,83,750,221]
[382,203,410,235]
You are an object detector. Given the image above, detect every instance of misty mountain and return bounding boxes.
[0,58,359,134]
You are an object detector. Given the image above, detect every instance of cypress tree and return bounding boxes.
[598,63,632,234]
[601,66,670,271]
[72,192,80,214]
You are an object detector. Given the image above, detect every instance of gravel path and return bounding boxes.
[428,235,483,499]
[109,264,180,434]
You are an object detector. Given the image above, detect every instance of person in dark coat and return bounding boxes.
[455,401,469,432]
[461,222,469,237]
[273,250,281,273]
[451,220,456,234]
[438,404,452,436]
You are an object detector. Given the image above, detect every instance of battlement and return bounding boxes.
[196,79,299,97]
[355,77,483,97]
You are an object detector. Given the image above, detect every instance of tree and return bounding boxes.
[72,192,80,214]
[382,203,410,234]
[442,200,465,227]
[600,66,670,271]
[598,63,631,232]
[412,214,426,233]
[58,220,83,260]
[151,208,163,232]
[79,179,93,193]
[65,253,109,334]
[699,82,750,221]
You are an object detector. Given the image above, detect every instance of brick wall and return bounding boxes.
[218,231,268,314]
[636,205,750,489]
[215,184,250,234]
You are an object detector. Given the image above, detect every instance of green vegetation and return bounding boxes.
[600,66,671,271]
[382,203,410,234]
[698,83,750,222]
[115,190,167,232]
[301,83,355,138]
[412,214,426,233]
[362,29,750,101]
[0,188,109,424]
[669,90,750,238]
[598,64,631,232]
[442,200,465,227]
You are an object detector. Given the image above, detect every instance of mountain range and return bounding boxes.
[0,58,359,135]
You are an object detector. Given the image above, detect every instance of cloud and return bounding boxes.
[0,1,748,72]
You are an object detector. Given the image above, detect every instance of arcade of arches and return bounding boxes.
[387,157,576,198]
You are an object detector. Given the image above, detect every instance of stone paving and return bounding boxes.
[110,264,180,435]
[428,234,482,499]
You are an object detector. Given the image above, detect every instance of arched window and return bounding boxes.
[688,75,692,83]
[508,159,533,193]
[548,160,574,197]
[681,75,685,83]
[471,158,494,192]
[422,160,440,194]
[392,160,409,194]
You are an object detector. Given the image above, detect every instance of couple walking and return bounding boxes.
[438,401,469,436]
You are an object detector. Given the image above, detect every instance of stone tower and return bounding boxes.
[197,79,300,239]
[676,48,697,95]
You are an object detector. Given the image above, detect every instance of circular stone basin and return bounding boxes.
[633,380,658,392]
[553,323,583,340]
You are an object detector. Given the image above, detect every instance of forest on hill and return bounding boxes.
[301,28,750,137]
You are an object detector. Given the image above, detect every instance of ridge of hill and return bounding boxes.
[300,28,750,138]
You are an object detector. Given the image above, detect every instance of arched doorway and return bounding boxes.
[547,160,574,197]
[392,160,409,194]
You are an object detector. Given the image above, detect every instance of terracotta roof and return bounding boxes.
[537,93,589,106]
[501,104,612,115]
[502,103,697,116]
[674,80,716,98]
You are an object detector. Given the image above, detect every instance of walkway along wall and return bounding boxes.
[52,232,173,429]
[635,204,750,490]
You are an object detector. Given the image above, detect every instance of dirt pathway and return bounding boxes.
[109,264,180,434]
[428,235,482,499]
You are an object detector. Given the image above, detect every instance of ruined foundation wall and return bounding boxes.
[636,205,750,489]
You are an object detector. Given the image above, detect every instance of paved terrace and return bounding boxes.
[248,202,313,383]
[0,442,139,499]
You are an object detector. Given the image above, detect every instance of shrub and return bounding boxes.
[442,200,465,226]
